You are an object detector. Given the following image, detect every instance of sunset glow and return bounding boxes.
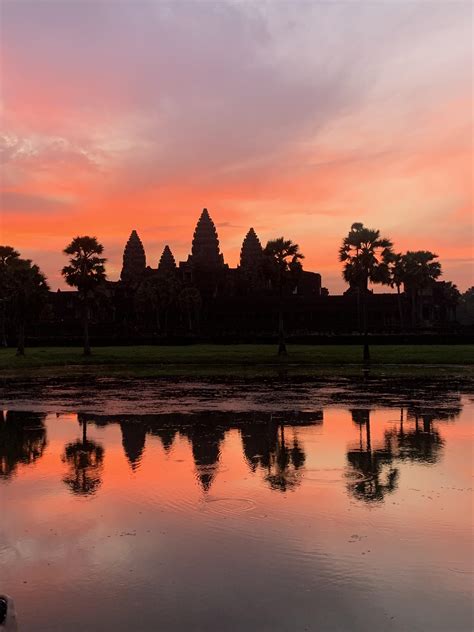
[1,1,472,292]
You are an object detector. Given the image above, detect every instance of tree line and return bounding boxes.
[0,224,470,356]
[338,222,462,362]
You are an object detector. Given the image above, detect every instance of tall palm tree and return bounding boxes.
[339,223,393,363]
[62,236,106,356]
[389,252,406,330]
[401,251,441,327]
[263,238,304,356]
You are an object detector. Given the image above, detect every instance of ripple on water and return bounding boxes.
[200,496,258,517]
[303,467,347,485]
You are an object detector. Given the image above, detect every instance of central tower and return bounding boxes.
[189,208,224,268]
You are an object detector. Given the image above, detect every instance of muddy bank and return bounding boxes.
[1,374,472,415]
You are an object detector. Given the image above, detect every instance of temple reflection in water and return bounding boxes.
[0,399,463,501]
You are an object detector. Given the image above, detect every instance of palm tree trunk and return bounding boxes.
[362,289,370,365]
[16,319,25,356]
[83,300,91,356]
[396,285,404,331]
[277,281,287,356]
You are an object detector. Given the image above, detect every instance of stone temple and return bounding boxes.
[41,208,456,341]
[119,208,322,300]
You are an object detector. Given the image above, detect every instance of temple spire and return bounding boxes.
[121,230,146,283]
[190,208,224,267]
[240,227,263,271]
[158,245,177,275]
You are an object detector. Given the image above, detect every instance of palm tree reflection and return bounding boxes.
[346,409,399,503]
[241,420,306,492]
[383,405,459,465]
[62,417,104,496]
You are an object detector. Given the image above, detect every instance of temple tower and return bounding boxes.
[240,228,263,271]
[121,230,146,284]
[158,245,177,275]
[189,208,224,267]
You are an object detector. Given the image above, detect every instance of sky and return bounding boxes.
[0,0,472,293]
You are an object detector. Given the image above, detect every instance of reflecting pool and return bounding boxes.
[1,379,473,631]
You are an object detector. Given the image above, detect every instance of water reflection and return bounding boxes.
[345,409,399,503]
[1,387,472,632]
[119,420,147,472]
[181,422,226,492]
[0,410,47,479]
[62,419,104,496]
[0,396,465,504]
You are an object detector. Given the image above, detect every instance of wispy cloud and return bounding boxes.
[0,0,472,291]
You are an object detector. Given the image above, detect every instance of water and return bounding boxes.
[1,378,473,631]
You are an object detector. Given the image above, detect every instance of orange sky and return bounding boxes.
[1,1,472,292]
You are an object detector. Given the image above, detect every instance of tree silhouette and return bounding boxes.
[0,246,21,347]
[2,255,49,356]
[339,223,393,363]
[61,236,106,355]
[388,252,406,330]
[400,251,441,327]
[62,418,104,496]
[439,281,461,322]
[0,411,47,479]
[263,238,304,356]
[458,287,474,325]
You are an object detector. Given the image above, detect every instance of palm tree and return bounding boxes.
[389,253,406,330]
[263,238,304,356]
[401,251,441,327]
[339,223,393,363]
[62,236,106,355]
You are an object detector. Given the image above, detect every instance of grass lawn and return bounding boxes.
[0,344,472,378]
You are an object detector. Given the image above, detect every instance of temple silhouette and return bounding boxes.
[120,208,321,298]
[1,403,461,498]
[43,208,456,341]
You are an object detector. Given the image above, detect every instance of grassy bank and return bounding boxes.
[0,344,472,378]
